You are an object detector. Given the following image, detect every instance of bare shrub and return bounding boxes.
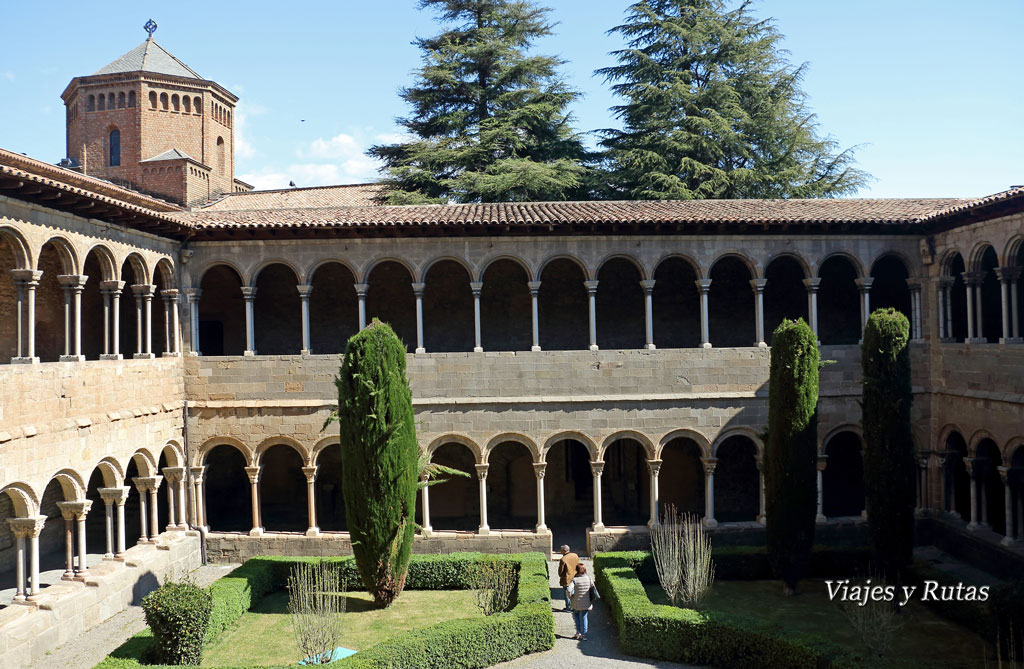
[287,562,347,665]
[468,559,517,616]
[651,505,715,608]
[838,576,904,659]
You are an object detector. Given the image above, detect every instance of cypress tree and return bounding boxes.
[861,308,915,579]
[368,0,591,203]
[334,319,418,607]
[765,318,819,594]
[597,0,869,200]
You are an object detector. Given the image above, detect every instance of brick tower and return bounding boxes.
[60,21,251,206]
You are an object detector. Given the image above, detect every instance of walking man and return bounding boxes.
[557,544,579,611]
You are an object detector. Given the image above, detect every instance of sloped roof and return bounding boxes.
[199,183,386,210]
[141,148,194,163]
[94,37,202,79]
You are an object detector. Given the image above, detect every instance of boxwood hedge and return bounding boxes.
[96,552,553,669]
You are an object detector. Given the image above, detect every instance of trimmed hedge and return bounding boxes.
[594,552,852,668]
[141,581,212,665]
[96,552,553,669]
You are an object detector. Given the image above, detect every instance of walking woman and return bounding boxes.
[568,563,599,640]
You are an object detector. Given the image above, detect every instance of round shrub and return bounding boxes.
[141,580,213,666]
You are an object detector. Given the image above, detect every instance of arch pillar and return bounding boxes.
[585,280,599,351]
[162,467,187,530]
[646,459,662,526]
[701,458,718,528]
[302,466,319,537]
[641,280,656,349]
[10,269,42,363]
[58,500,92,580]
[189,466,206,529]
[750,279,767,347]
[998,467,1015,545]
[412,282,426,353]
[185,288,201,355]
[855,277,873,338]
[696,279,712,348]
[8,516,46,601]
[533,463,548,533]
[131,284,157,358]
[528,281,541,351]
[161,289,181,356]
[804,277,821,342]
[420,473,432,536]
[244,466,262,535]
[816,455,828,523]
[100,280,126,359]
[241,286,257,355]
[297,284,313,354]
[470,281,484,352]
[755,455,766,525]
[475,464,490,535]
[936,277,953,341]
[58,275,87,361]
[591,460,605,531]
[354,283,368,330]
[906,279,923,341]
[995,267,1022,343]
[964,457,979,529]
[99,486,129,558]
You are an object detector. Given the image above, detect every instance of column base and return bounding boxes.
[644,344,656,350]
[588,345,599,352]
[300,349,311,356]
[531,346,541,352]
[1000,536,1017,547]
[248,527,264,537]
[535,524,549,534]
[187,351,201,357]
[966,338,988,344]
[73,572,90,582]
[162,352,181,358]
[103,554,116,561]
[59,354,86,362]
[1000,337,1024,345]
[592,522,606,532]
[756,341,767,348]
[11,595,27,604]
[910,338,925,345]
[305,527,320,537]
[701,342,712,349]
[243,350,256,357]
[757,515,766,526]
[477,526,490,536]
[11,356,40,364]
[816,514,827,524]
[473,346,483,353]
[967,521,979,531]
[421,526,433,537]
[701,518,718,529]
[99,353,123,361]
[133,353,156,360]
[415,347,426,354]
[61,572,76,581]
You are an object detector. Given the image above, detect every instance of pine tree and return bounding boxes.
[765,318,819,594]
[368,0,590,203]
[598,0,869,200]
[861,308,915,579]
[333,320,418,607]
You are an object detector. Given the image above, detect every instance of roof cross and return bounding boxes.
[144,19,158,37]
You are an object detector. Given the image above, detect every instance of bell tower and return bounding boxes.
[60,20,251,205]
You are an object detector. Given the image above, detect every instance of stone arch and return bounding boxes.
[80,246,112,359]
[313,440,346,532]
[360,256,417,284]
[968,241,998,273]
[714,434,760,522]
[426,434,483,464]
[420,255,476,283]
[0,225,31,269]
[707,251,759,279]
[203,443,252,533]
[708,254,755,347]
[821,423,863,454]
[968,428,1000,456]
[198,263,245,356]
[0,483,39,517]
[365,259,416,352]
[308,260,358,354]
[254,436,310,466]
[1005,436,1024,463]
[595,253,648,280]
[600,431,656,461]
[764,251,812,280]
[711,427,764,459]
[652,255,701,348]
[477,254,534,282]
[259,443,308,532]
[198,437,253,467]
[943,429,970,520]
[975,244,1002,343]
[657,429,712,460]
[764,254,809,344]
[153,257,175,287]
[819,251,865,279]
[936,423,966,452]
[253,262,300,355]
[480,257,532,351]
[83,243,118,281]
[538,256,588,350]
[1003,235,1024,266]
[304,258,359,286]
[869,252,912,322]
[486,439,537,530]
[484,433,540,463]
[160,441,184,468]
[944,251,969,341]
[248,258,302,286]
[535,253,591,281]
[423,258,474,352]
[93,457,125,487]
[596,256,646,349]
[120,252,149,285]
[311,436,341,464]
[818,254,862,345]
[542,431,599,462]
[49,469,86,502]
[659,435,706,517]
[822,430,865,517]
[652,252,703,280]
[939,247,967,276]
[602,437,651,526]
[197,260,247,286]
[38,236,79,275]
[129,450,158,478]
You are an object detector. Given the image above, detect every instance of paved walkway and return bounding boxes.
[496,558,693,668]
[33,562,238,669]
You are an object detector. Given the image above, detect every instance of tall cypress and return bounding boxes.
[861,308,915,579]
[765,318,819,594]
[598,0,868,200]
[334,319,418,607]
[369,0,590,203]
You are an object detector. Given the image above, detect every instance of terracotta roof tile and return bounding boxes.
[199,183,386,211]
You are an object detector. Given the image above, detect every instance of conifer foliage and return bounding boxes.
[369,0,590,203]
[598,0,868,200]
[333,320,419,608]
[765,318,819,594]
[861,308,915,579]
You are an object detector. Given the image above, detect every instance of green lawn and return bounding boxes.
[202,589,483,667]
[644,580,990,666]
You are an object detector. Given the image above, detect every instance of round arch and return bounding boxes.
[360,256,417,284]
[129,450,158,478]
[160,441,184,468]
[652,252,703,280]
[0,483,39,517]
[477,254,534,282]
[968,241,998,274]
[484,433,540,463]
[198,437,253,467]
[0,226,31,269]
[707,251,759,279]
[939,248,967,276]
[656,429,712,460]
[821,423,864,455]
[420,255,476,283]
[818,251,865,279]
[83,243,118,281]
[120,252,149,285]
[304,258,359,285]
[542,431,599,462]
[254,436,310,466]
[38,236,79,275]
[48,469,86,502]
[868,250,914,277]
[595,253,648,280]
[764,251,811,280]
[1003,236,1024,266]
[248,258,302,287]
[535,253,591,281]
[197,260,247,286]
[711,427,764,459]
[1006,436,1024,462]
[600,431,656,461]
[968,429,1000,456]
[153,257,175,287]
[92,457,125,487]
[426,434,483,464]
[310,436,341,464]
[480,257,532,351]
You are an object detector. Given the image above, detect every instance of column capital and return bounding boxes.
[997,465,1010,484]
[474,463,489,480]
[917,455,930,469]
[161,466,185,484]
[99,486,130,505]
[646,458,663,476]
[189,466,206,483]
[240,286,258,300]
[244,465,261,484]
[701,457,718,474]
[301,465,318,483]
[936,276,955,289]
[695,278,712,294]
[100,280,126,294]
[749,278,767,293]
[8,515,46,538]
[132,475,160,493]
[184,287,202,302]
[58,274,88,291]
[963,456,976,477]
[816,454,829,471]
[995,266,1022,283]
[469,281,483,296]
[353,283,369,297]
[58,499,92,520]
[411,282,426,297]
[527,280,542,295]
[754,455,764,471]
[296,284,313,298]
[962,271,983,286]
[905,278,923,292]
[533,462,547,479]
[160,288,180,302]
[590,460,605,477]
[854,277,873,292]
[9,269,42,285]
[802,277,822,292]
[584,280,599,295]
[640,279,656,295]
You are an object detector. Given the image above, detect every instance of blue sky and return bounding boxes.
[1,0,1021,197]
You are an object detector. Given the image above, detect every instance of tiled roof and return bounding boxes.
[93,38,202,79]
[180,197,965,230]
[199,183,386,211]
[141,148,194,163]
[919,186,1024,222]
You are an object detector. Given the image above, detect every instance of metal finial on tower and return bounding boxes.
[144,19,158,37]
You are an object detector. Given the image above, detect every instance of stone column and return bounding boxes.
[1010,268,1022,340]
[750,279,767,347]
[8,517,45,600]
[99,487,128,558]
[964,457,978,529]
[26,516,44,598]
[130,285,156,358]
[696,279,712,348]
[475,464,490,535]
[855,277,873,337]
[905,280,923,341]
[162,467,185,530]
[132,477,151,543]
[534,463,548,533]
[297,284,313,354]
[354,283,368,330]
[528,281,542,351]
[245,466,262,536]
[11,269,42,362]
[100,281,125,358]
[641,280,656,349]
[57,501,78,579]
[963,273,979,342]
[470,281,484,352]
[701,458,718,528]
[161,289,181,356]
[412,282,426,353]
[995,268,1022,343]
[241,287,257,355]
[101,284,111,354]
[59,275,87,361]
[802,277,821,342]
[816,455,828,523]
[190,466,206,529]
[936,277,953,341]
[1018,481,1024,542]
[145,477,161,541]
[7,520,28,602]
[185,288,201,355]
[585,280,599,351]
[302,466,319,537]
[917,456,929,513]
[757,456,765,524]
[591,460,605,531]
[12,271,24,359]
[646,459,662,526]
[420,474,432,536]
[998,467,1015,545]
[938,454,955,516]
[73,500,92,578]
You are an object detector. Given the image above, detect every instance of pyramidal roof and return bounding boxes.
[93,37,202,79]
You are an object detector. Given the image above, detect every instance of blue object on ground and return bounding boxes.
[298,646,357,665]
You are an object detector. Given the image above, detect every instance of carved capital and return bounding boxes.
[353,283,369,298]
[296,284,313,298]
[244,466,261,484]
[160,288,180,302]
[640,279,656,295]
[646,459,662,476]
[854,277,874,292]
[817,454,829,471]
[240,286,257,300]
[58,274,88,291]
[695,278,712,294]
[301,466,318,483]
[469,281,483,296]
[58,499,92,520]
[584,280,599,295]
[189,466,206,484]
[474,463,489,480]
[100,280,126,294]
[802,277,822,293]
[161,467,185,484]
[527,280,542,295]
[8,515,46,538]
[701,457,718,475]
[998,465,1010,484]
[411,282,426,297]
[184,288,202,303]
[532,462,547,479]
[99,486,130,506]
[590,460,605,477]
[749,278,767,293]
[131,283,156,298]
[9,269,42,286]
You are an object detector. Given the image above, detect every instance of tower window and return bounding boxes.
[183,96,191,113]
[118,92,126,108]
[194,97,202,114]
[87,95,95,111]
[160,92,168,110]
[128,91,136,108]
[172,94,180,111]
[98,94,105,111]
[109,129,120,167]
[216,136,225,174]
[149,91,157,109]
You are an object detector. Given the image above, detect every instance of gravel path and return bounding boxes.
[35,562,239,669]
[495,558,695,668]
